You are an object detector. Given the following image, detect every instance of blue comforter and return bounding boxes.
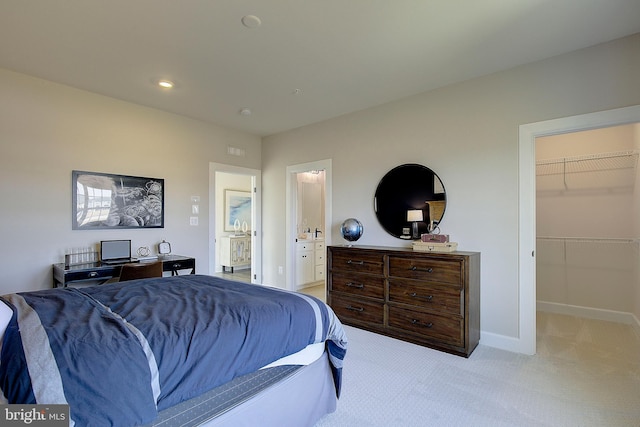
[0,275,347,426]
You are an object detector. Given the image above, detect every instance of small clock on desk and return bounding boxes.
[158,240,172,256]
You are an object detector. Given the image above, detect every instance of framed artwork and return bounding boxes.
[225,190,251,232]
[72,170,164,229]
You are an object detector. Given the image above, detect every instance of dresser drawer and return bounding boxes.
[388,306,463,347]
[330,250,384,275]
[331,273,384,299]
[389,279,462,316]
[330,293,384,325]
[388,256,462,286]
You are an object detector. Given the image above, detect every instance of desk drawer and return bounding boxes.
[163,258,195,272]
[330,293,384,325]
[64,268,115,282]
[388,256,462,286]
[388,306,463,347]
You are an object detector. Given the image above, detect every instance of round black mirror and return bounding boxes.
[374,164,446,240]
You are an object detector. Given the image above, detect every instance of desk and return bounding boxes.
[53,255,196,288]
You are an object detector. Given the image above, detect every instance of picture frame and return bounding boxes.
[72,170,164,229]
[224,190,251,232]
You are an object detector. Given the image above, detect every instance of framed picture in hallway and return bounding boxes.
[224,190,251,232]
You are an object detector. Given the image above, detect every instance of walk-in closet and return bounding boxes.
[536,123,640,332]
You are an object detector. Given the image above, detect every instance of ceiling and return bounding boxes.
[1,1,639,137]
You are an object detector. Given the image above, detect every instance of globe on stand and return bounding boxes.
[340,218,364,246]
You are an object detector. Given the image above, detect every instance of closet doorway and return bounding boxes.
[536,125,639,323]
[518,105,640,355]
[209,163,262,284]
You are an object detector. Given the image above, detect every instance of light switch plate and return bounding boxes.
[190,216,198,226]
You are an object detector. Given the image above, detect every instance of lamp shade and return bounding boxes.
[407,210,423,222]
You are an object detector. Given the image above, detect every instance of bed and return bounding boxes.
[0,275,347,426]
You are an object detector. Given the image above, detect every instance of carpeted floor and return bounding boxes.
[315,312,640,427]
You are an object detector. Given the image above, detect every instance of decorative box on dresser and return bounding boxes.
[327,245,480,357]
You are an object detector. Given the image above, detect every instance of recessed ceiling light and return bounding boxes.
[241,15,262,28]
[158,80,174,89]
[239,108,252,116]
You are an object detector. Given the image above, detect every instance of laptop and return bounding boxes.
[100,240,138,264]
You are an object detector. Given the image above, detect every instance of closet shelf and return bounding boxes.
[536,150,638,176]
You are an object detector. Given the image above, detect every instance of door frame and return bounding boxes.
[518,104,640,355]
[286,159,332,291]
[209,163,262,284]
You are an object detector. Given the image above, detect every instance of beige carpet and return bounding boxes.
[315,312,640,427]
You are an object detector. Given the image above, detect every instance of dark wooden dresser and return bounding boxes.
[327,245,480,357]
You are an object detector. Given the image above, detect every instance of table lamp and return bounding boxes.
[407,209,423,239]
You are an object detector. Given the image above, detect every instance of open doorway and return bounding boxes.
[286,159,332,299]
[209,163,262,284]
[518,105,640,355]
[535,124,640,359]
[536,125,639,318]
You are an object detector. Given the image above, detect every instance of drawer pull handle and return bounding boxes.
[409,292,433,302]
[88,272,98,278]
[347,260,364,265]
[410,266,433,273]
[346,305,364,312]
[346,282,364,289]
[411,319,433,328]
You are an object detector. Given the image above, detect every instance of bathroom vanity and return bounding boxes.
[296,239,325,289]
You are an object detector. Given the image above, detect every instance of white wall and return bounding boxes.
[635,124,640,323]
[261,33,640,346]
[0,68,261,294]
[536,125,637,238]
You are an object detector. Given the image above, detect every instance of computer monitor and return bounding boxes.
[100,240,132,262]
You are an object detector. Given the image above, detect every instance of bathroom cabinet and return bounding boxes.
[296,240,326,289]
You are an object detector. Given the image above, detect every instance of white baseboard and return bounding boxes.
[537,301,640,338]
[296,280,325,291]
[478,303,640,355]
[479,331,533,355]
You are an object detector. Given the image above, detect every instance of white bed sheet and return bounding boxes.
[0,301,11,343]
